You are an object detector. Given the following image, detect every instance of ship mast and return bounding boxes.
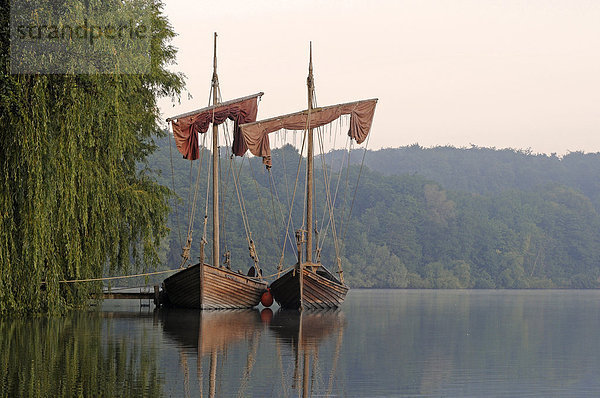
[305,42,315,266]
[211,32,220,268]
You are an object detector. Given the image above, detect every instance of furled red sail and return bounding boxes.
[237,98,377,167]
[168,93,263,160]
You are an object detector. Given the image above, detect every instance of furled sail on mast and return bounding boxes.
[167,92,263,160]
[237,98,377,167]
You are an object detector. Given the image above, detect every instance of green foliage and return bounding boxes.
[331,145,600,210]
[151,142,600,290]
[0,1,183,313]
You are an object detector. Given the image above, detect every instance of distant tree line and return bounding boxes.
[331,144,600,208]
[151,142,600,290]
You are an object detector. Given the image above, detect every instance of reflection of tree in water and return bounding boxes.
[158,309,263,398]
[0,311,163,397]
[269,310,346,398]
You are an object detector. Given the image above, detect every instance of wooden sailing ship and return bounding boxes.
[162,33,267,309]
[238,44,377,310]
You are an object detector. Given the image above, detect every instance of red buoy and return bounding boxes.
[261,289,273,307]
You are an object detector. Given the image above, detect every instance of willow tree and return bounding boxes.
[0,0,184,313]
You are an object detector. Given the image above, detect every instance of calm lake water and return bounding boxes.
[1,289,600,397]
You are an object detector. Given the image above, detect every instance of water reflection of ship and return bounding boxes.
[158,309,263,398]
[269,310,346,397]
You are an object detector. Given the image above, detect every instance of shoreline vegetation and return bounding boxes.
[151,142,600,293]
[0,0,184,314]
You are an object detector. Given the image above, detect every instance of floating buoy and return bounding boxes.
[261,289,273,307]
[260,308,273,323]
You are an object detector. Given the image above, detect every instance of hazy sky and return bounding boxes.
[158,0,600,155]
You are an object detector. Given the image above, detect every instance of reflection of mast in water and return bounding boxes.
[158,309,263,398]
[269,310,346,398]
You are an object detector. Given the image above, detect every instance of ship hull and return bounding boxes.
[269,266,348,310]
[162,263,268,309]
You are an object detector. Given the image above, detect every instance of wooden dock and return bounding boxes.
[94,285,161,306]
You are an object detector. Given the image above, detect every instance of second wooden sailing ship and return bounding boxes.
[238,44,377,310]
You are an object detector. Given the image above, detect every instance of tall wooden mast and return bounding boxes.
[305,42,314,266]
[211,32,220,269]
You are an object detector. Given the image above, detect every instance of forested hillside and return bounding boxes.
[329,145,600,208]
[150,141,600,289]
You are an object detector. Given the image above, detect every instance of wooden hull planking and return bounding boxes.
[269,266,348,310]
[162,263,268,309]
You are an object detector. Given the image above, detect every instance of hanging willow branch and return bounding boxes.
[0,0,184,314]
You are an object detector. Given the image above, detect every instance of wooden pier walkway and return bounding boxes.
[94,285,161,305]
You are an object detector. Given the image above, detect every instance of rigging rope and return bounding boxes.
[301,129,307,236]
[180,136,207,268]
[220,155,236,256]
[199,123,211,265]
[181,160,194,259]
[248,158,278,248]
[221,119,263,274]
[281,138,292,219]
[277,126,307,274]
[216,91,266,273]
[342,132,371,242]
[278,135,297,255]
[168,124,183,251]
[40,264,294,285]
[338,139,354,242]
[40,269,180,284]
[220,124,231,252]
[316,122,348,250]
[216,86,229,256]
[277,119,308,272]
[268,169,296,257]
[219,119,238,257]
[231,157,254,256]
[315,124,342,268]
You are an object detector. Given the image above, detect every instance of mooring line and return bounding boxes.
[41,264,296,284]
[40,269,180,284]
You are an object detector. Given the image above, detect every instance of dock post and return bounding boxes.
[154,285,160,307]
